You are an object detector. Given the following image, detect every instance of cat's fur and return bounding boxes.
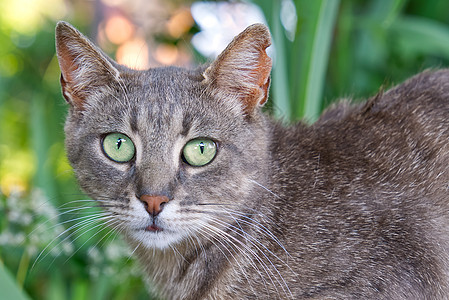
[56,21,449,299]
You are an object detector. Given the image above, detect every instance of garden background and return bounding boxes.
[1,0,449,299]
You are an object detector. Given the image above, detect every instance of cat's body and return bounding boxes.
[56,22,449,299]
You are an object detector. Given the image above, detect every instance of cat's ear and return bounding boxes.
[55,21,120,110]
[203,24,272,116]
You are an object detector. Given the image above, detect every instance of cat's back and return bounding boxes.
[321,69,449,183]
[273,69,449,229]
[268,69,449,299]
[275,69,449,187]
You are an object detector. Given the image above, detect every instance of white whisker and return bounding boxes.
[32,213,114,269]
[170,244,188,264]
[87,220,123,256]
[204,216,293,298]
[248,179,282,199]
[225,208,293,260]
[127,242,142,263]
[199,216,282,297]
[194,221,264,296]
[64,217,119,263]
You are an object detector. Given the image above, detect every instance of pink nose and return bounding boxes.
[140,195,169,216]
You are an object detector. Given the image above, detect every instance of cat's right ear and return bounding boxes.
[203,24,272,117]
[55,21,120,110]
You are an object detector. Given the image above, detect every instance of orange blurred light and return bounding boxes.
[105,15,134,45]
[155,44,179,65]
[116,38,150,70]
[166,8,194,39]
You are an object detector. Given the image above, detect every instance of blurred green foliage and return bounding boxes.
[257,0,449,121]
[1,0,449,299]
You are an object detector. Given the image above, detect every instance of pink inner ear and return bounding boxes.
[241,47,272,113]
[255,48,272,87]
[57,38,79,83]
[254,47,272,106]
[58,48,86,109]
[259,77,271,107]
[60,73,85,109]
[59,55,71,81]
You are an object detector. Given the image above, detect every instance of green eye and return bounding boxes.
[182,138,217,167]
[102,133,135,163]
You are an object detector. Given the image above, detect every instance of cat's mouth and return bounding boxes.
[145,224,163,232]
[143,218,164,232]
[130,216,186,249]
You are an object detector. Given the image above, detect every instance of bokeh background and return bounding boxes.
[2,0,449,299]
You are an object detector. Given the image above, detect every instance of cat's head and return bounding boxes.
[56,21,272,249]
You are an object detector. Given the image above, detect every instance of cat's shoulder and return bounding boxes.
[317,69,449,126]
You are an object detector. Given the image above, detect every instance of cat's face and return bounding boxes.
[56,22,272,249]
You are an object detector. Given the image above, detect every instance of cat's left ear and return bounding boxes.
[55,21,120,110]
[203,24,272,116]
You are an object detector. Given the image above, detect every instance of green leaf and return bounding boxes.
[269,1,292,121]
[252,0,291,121]
[391,16,449,59]
[0,264,31,300]
[291,0,340,122]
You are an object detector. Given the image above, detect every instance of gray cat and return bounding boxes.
[56,21,449,299]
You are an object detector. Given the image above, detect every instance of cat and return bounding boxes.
[55,21,449,299]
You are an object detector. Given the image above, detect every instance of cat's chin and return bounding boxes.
[127,227,186,250]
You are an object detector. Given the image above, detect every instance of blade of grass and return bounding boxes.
[270,1,292,120]
[391,16,449,58]
[73,278,88,300]
[252,0,292,121]
[31,94,57,198]
[16,250,31,288]
[291,0,340,122]
[47,269,67,300]
[368,0,406,28]
[328,0,353,98]
[0,264,31,300]
[350,0,409,95]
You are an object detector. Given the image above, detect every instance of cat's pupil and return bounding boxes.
[116,139,123,150]
[199,142,205,154]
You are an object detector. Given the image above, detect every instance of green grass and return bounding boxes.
[1,0,449,299]
[0,264,31,300]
